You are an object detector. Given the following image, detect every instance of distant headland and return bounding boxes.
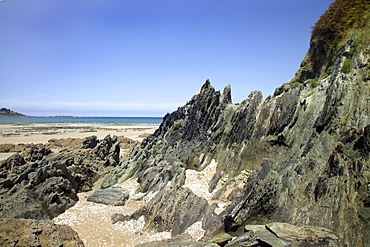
[0,108,28,118]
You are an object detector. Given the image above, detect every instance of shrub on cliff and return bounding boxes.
[293,0,370,84]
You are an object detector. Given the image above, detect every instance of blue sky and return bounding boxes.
[0,0,334,117]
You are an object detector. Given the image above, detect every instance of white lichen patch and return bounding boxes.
[215,202,227,215]
[183,159,233,216]
[184,221,205,241]
[183,159,218,202]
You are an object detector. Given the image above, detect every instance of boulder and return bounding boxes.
[265,222,339,242]
[86,189,129,206]
[0,219,84,246]
[244,225,289,247]
[81,135,98,149]
[241,223,343,247]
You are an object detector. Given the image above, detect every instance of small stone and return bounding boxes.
[207,232,233,246]
[224,232,259,247]
[111,213,130,223]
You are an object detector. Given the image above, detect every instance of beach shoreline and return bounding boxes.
[0,123,158,160]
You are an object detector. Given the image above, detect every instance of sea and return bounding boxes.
[0,117,163,125]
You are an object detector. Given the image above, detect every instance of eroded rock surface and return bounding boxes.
[103,36,369,247]
[0,135,121,220]
[0,219,84,246]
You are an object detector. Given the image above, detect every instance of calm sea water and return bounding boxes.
[0,117,163,125]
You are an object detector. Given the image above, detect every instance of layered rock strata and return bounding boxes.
[105,37,369,246]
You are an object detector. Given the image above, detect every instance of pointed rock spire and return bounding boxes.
[221,85,232,105]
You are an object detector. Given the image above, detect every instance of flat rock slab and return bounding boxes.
[87,189,129,206]
[224,232,259,247]
[137,240,219,247]
[245,225,289,247]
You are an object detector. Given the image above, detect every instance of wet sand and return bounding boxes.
[0,123,158,160]
[54,178,172,247]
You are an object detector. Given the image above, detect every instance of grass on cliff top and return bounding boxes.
[312,0,370,39]
[277,0,370,94]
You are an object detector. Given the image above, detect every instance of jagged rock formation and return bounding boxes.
[0,135,121,221]
[48,134,121,192]
[104,10,369,247]
[0,155,79,220]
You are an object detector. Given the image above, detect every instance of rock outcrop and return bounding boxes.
[103,18,369,247]
[48,134,121,192]
[0,135,124,245]
[0,156,79,220]
[0,219,84,246]
[0,135,121,221]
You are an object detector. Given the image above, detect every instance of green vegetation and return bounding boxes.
[311,79,319,88]
[276,0,369,95]
[341,58,353,73]
[283,81,299,88]
[312,0,370,39]
[323,66,333,78]
[307,0,370,78]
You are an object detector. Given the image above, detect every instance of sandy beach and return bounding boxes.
[0,122,211,246]
[0,123,158,160]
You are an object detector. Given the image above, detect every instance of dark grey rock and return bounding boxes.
[0,160,78,220]
[23,145,52,162]
[130,186,208,236]
[111,213,130,223]
[49,135,121,192]
[87,189,129,206]
[82,135,98,149]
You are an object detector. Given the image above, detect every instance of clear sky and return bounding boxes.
[0,0,334,117]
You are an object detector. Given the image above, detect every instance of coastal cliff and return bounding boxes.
[0,0,369,246]
[104,1,370,246]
